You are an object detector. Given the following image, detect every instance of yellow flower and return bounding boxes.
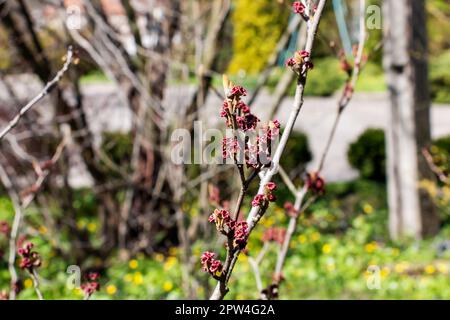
[310,232,320,242]
[437,263,448,274]
[24,278,33,289]
[164,256,177,271]
[322,244,332,254]
[38,226,48,235]
[363,204,373,214]
[298,234,307,244]
[381,267,390,279]
[424,264,436,275]
[238,254,248,262]
[129,259,139,270]
[87,222,97,233]
[106,284,117,295]
[73,287,83,296]
[364,242,378,253]
[163,281,173,292]
[262,217,275,228]
[154,253,165,263]
[133,272,144,285]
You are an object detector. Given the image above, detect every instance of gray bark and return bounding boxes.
[383,0,439,239]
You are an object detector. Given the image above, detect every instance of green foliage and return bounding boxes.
[430,52,450,104]
[348,128,450,182]
[280,131,312,174]
[427,0,450,56]
[101,132,133,169]
[432,136,450,176]
[228,0,289,74]
[3,180,450,300]
[347,128,386,181]
[354,62,386,92]
[303,58,347,96]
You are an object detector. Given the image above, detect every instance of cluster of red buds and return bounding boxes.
[81,272,100,299]
[251,182,278,208]
[245,120,281,169]
[262,227,286,245]
[201,251,223,277]
[306,172,325,195]
[221,79,281,168]
[0,221,10,235]
[18,242,41,272]
[208,209,249,250]
[284,202,299,217]
[292,1,317,21]
[221,84,258,132]
[286,50,314,75]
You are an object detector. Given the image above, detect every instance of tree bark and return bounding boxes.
[383,0,439,239]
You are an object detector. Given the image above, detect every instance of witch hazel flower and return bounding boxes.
[286,50,314,75]
[306,171,326,195]
[265,181,277,202]
[81,272,100,299]
[228,85,247,98]
[201,251,223,276]
[293,1,305,14]
[18,242,41,272]
[293,1,310,21]
[233,221,249,249]
[209,209,232,233]
[221,77,259,133]
[252,194,267,207]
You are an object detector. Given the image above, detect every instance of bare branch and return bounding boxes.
[0,47,74,141]
[210,0,328,300]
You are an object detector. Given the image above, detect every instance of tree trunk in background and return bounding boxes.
[383,0,440,240]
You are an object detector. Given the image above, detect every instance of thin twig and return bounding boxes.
[422,148,449,184]
[0,47,74,141]
[317,0,366,172]
[30,269,44,300]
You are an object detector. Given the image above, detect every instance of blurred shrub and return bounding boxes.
[347,128,386,181]
[0,28,11,70]
[430,52,450,103]
[101,132,133,170]
[281,131,312,176]
[348,128,450,181]
[228,0,289,74]
[285,58,346,97]
[427,0,450,56]
[432,136,450,176]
